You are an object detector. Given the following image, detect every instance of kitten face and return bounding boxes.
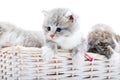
[42,8,76,41]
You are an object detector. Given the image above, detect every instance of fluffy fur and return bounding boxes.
[88,24,117,59]
[0,22,44,48]
[42,8,87,68]
[115,34,120,42]
[112,34,120,53]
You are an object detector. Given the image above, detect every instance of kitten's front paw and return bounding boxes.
[41,46,55,61]
[72,53,85,69]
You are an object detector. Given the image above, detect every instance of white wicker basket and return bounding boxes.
[0,46,120,80]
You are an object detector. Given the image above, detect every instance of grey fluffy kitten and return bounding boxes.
[42,8,87,68]
[0,22,44,48]
[88,24,118,59]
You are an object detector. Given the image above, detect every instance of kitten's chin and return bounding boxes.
[47,37,58,42]
[64,35,70,37]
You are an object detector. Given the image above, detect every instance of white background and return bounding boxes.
[0,0,120,35]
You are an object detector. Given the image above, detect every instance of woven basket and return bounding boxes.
[0,46,120,80]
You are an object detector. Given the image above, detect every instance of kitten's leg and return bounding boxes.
[42,41,57,60]
[72,47,85,69]
[72,39,88,69]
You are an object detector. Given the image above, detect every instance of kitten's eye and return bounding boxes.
[47,27,51,31]
[56,28,62,32]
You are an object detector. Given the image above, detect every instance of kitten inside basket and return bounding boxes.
[42,8,88,68]
[0,22,44,48]
[88,24,120,59]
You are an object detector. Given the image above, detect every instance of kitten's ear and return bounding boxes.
[68,15,74,22]
[42,10,48,16]
[65,11,74,22]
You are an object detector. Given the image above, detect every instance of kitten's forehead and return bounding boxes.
[49,8,70,17]
[45,8,71,26]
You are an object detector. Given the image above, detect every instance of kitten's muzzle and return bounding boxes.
[50,34,55,38]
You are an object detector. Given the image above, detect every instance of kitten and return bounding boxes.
[0,22,44,48]
[88,24,117,59]
[42,8,87,68]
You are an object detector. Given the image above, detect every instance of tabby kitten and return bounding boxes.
[88,24,117,59]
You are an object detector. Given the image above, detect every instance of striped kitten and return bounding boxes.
[88,24,118,59]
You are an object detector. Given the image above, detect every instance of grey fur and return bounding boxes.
[88,24,117,59]
[0,22,44,48]
[42,8,79,40]
[42,8,88,69]
[42,8,80,50]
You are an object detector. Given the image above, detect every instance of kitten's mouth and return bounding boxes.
[49,36,56,40]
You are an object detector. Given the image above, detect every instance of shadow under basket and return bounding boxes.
[0,46,120,80]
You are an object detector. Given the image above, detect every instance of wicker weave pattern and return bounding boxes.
[0,46,120,80]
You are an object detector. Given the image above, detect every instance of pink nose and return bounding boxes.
[50,34,54,38]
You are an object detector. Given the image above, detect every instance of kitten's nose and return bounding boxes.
[50,34,55,38]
